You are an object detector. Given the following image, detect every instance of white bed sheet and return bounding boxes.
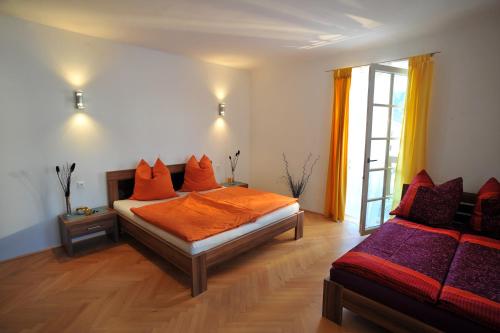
[113,190,300,255]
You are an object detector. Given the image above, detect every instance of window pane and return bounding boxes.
[392,75,407,106]
[374,72,391,104]
[368,170,384,199]
[366,200,382,228]
[387,168,396,195]
[369,140,386,169]
[389,139,399,168]
[384,198,393,222]
[388,168,396,195]
[391,107,403,138]
[372,106,389,138]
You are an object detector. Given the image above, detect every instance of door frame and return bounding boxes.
[359,64,408,235]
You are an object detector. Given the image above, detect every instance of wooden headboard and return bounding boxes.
[402,183,477,230]
[106,163,186,207]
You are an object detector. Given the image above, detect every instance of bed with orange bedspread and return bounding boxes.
[107,165,304,297]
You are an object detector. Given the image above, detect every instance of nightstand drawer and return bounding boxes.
[69,218,115,236]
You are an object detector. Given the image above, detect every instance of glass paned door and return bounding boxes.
[359,64,408,235]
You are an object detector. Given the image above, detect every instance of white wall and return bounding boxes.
[0,15,251,261]
[250,7,500,214]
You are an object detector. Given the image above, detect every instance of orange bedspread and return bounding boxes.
[130,188,297,242]
[202,187,297,215]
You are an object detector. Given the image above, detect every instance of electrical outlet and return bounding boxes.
[76,181,85,188]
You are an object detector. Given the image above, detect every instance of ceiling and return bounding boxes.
[0,0,497,69]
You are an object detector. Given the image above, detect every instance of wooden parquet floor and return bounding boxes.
[0,212,387,333]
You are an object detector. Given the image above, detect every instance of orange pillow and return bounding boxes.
[390,170,434,217]
[180,155,221,192]
[130,159,177,201]
[471,177,500,232]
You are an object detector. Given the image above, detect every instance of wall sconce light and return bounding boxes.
[74,90,85,110]
[218,102,226,117]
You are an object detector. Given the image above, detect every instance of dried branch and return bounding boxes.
[282,153,319,198]
[56,162,76,198]
[229,150,241,173]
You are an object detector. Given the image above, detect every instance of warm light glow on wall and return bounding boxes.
[70,112,91,127]
[214,117,226,129]
[65,71,87,87]
[211,118,228,151]
[62,113,104,151]
[215,88,227,101]
[60,64,92,87]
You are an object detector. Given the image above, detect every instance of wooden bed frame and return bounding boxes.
[322,184,478,332]
[106,164,304,297]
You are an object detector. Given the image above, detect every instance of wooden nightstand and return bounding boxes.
[58,206,118,256]
[221,181,248,188]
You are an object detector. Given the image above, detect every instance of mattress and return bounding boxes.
[114,190,300,255]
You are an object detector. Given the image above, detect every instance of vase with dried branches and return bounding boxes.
[228,150,240,184]
[282,153,319,199]
[56,162,76,215]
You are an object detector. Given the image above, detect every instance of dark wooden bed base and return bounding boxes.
[322,280,441,333]
[106,164,304,297]
[322,184,477,332]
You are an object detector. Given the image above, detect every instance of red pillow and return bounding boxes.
[130,159,177,201]
[480,199,500,238]
[390,170,434,217]
[471,177,500,232]
[180,155,221,192]
[407,177,463,226]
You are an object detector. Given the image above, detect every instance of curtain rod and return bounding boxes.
[325,51,441,72]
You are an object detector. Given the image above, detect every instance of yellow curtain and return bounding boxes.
[324,68,352,222]
[392,55,434,207]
